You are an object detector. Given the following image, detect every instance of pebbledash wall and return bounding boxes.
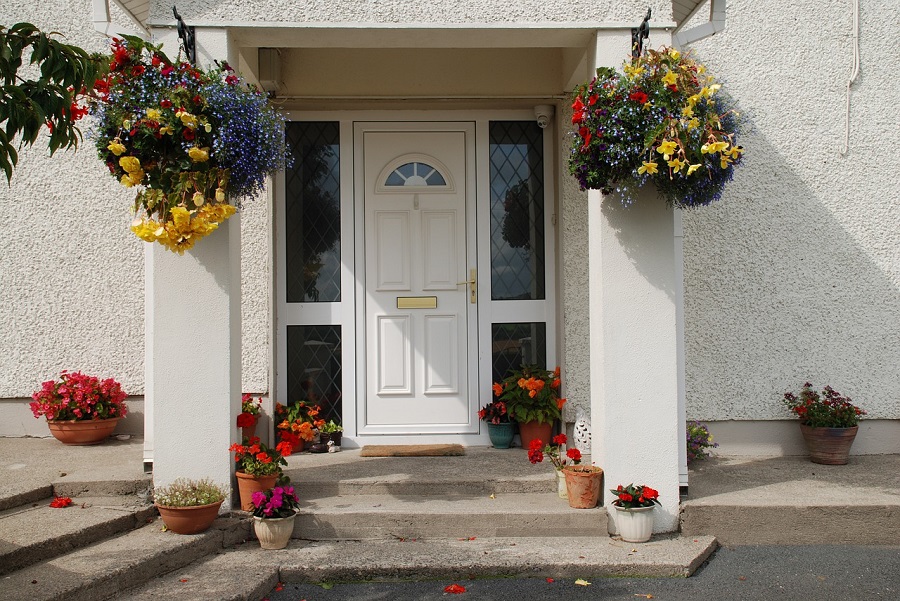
[1,0,897,455]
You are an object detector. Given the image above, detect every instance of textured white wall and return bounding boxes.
[682,0,900,420]
[147,0,671,24]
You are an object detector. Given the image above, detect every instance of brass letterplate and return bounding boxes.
[397,296,438,309]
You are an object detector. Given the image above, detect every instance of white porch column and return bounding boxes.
[587,31,680,533]
[145,28,241,502]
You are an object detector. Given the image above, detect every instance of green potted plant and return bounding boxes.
[479,399,513,449]
[318,420,343,448]
[274,400,323,452]
[153,478,227,535]
[609,483,660,543]
[29,371,128,445]
[83,36,289,253]
[229,437,293,511]
[250,485,302,549]
[493,365,566,448]
[686,421,719,465]
[782,383,866,465]
[569,47,742,207]
[526,434,589,502]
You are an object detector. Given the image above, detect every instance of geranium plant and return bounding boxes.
[527,434,582,470]
[569,47,743,208]
[610,483,660,509]
[686,421,718,464]
[782,383,866,428]
[229,437,292,477]
[30,371,128,421]
[274,400,324,448]
[493,365,566,425]
[478,399,510,424]
[84,35,289,253]
[250,485,301,519]
[237,393,262,429]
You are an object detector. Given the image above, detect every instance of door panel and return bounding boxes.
[362,129,474,431]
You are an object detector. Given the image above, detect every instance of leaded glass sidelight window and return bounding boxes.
[285,122,341,303]
[490,322,547,383]
[489,121,546,301]
[287,325,342,426]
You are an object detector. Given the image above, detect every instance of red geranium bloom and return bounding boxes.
[50,496,73,508]
[160,99,172,108]
[629,90,648,104]
[566,448,582,462]
[552,433,567,446]
[236,412,257,428]
[132,65,145,77]
[182,129,195,141]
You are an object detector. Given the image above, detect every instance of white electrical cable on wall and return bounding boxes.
[841,0,860,156]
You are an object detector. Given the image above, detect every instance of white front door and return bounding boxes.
[357,123,478,434]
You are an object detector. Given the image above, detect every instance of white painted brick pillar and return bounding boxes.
[588,30,681,533]
[145,27,241,505]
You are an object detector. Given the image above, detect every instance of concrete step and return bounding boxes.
[293,493,607,540]
[0,496,156,576]
[121,551,279,601]
[0,515,249,601]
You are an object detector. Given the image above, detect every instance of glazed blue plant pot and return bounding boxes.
[487,422,515,449]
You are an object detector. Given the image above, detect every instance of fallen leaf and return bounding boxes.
[575,578,591,586]
[634,595,654,599]
[319,583,333,590]
[546,578,555,583]
[444,584,466,594]
[738,576,747,581]
[578,555,585,559]
[489,494,496,499]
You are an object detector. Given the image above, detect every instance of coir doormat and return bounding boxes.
[359,444,465,457]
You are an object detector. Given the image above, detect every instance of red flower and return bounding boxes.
[629,90,648,104]
[572,96,585,123]
[225,74,239,85]
[275,441,294,456]
[236,412,257,428]
[255,452,272,464]
[552,434,567,446]
[492,382,503,397]
[161,65,175,76]
[192,95,203,105]
[529,439,543,451]
[131,65,145,77]
[566,448,582,462]
[182,129,195,141]
[113,46,130,65]
[444,584,466,594]
[556,397,567,410]
[619,493,633,502]
[151,55,162,67]
[50,496,73,508]
[668,84,678,93]
[160,99,173,108]
[642,486,659,500]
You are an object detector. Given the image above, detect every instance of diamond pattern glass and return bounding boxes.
[287,325,342,426]
[490,322,547,384]
[285,122,341,303]
[489,122,546,300]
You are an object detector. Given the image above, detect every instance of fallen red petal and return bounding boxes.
[274,583,284,591]
[546,577,555,583]
[179,579,188,583]
[444,584,466,594]
[49,496,73,508]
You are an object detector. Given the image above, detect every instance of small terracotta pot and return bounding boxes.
[518,420,552,449]
[47,417,121,445]
[800,424,859,465]
[156,500,223,535]
[562,466,603,508]
[235,471,278,511]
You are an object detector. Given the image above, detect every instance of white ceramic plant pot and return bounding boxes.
[253,514,296,549]
[556,469,568,499]
[612,505,654,543]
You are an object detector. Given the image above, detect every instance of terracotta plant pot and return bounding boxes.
[253,514,297,549]
[487,422,515,449]
[562,465,603,508]
[235,471,278,511]
[46,417,121,445]
[613,505,654,543]
[800,424,859,465]
[156,500,223,535]
[518,420,552,449]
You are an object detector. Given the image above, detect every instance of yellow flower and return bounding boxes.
[662,71,677,86]
[637,161,658,175]
[708,83,722,95]
[655,140,678,160]
[682,106,694,118]
[107,141,126,156]
[687,94,701,106]
[187,147,210,163]
[119,156,141,173]
[687,164,702,175]
[727,145,744,159]
[668,48,681,60]
[146,108,161,121]
[192,192,205,207]
[667,158,688,172]
[215,188,226,203]
[120,174,134,188]
[687,117,700,130]
[179,112,198,129]
[720,156,731,169]
[623,64,645,77]
[204,123,212,133]
[122,120,131,130]
[698,64,707,74]
[128,169,145,186]
[159,126,173,136]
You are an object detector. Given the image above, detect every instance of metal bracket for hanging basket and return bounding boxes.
[631,8,652,61]
[173,5,196,65]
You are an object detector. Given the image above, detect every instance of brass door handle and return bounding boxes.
[457,268,476,303]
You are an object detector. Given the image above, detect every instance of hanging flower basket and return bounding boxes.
[84,35,289,253]
[569,47,743,208]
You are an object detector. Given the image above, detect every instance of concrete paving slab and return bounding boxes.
[681,455,900,545]
[0,496,155,576]
[0,437,148,511]
[295,493,607,540]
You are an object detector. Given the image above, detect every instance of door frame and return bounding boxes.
[276,109,557,447]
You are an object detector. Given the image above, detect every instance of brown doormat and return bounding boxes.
[359,444,465,457]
